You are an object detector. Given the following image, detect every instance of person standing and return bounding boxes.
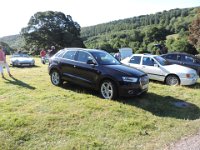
[114,52,121,61]
[40,49,47,64]
[40,49,46,57]
[48,46,57,57]
[0,45,12,78]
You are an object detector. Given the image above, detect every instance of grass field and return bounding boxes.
[0,57,200,150]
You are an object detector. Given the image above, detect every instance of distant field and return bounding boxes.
[0,57,200,150]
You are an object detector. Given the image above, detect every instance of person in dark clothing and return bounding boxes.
[154,44,168,55]
[114,52,121,61]
[48,46,57,57]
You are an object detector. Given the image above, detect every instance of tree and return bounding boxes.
[0,42,13,54]
[97,43,114,53]
[21,11,84,54]
[144,26,169,43]
[166,36,197,55]
[188,9,200,53]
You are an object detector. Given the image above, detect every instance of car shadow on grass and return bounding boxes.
[3,76,36,90]
[118,92,200,120]
[60,82,200,120]
[11,65,40,68]
[61,82,99,96]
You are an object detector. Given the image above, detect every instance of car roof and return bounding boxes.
[12,53,29,56]
[162,52,192,56]
[62,48,106,53]
[62,48,83,51]
[161,52,199,58]
[131,53,157,57]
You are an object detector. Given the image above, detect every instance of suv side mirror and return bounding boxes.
[87,59,96,65]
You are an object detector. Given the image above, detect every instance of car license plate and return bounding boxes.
[22,64,30,66]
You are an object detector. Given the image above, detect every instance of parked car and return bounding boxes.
[121,54,199,86]
[48,48,149,99]
[161,52,200,76]
[10,53,35,67]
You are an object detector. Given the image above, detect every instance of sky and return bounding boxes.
[0,0,199,37]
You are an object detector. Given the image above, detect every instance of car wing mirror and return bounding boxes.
[87,59,96,65]
[154,64,159,67]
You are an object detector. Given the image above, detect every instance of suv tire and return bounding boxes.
[100,80,117,99]
[50,70,63,86]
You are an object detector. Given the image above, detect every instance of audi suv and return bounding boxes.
[48,48,149,99]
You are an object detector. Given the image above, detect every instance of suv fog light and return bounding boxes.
[128,90,134,94]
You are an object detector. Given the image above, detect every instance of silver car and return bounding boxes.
[10,54,35,67]
[121,54,199,86]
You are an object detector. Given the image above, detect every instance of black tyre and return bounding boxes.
[100,80,117,99]
[50,70,62,86]
[165,75,180,86]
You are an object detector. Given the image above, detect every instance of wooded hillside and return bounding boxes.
[81,7,200,54]
[1,7,200,54]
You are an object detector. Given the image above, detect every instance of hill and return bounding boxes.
[0,6,199,54]
[0,34,24,50]
[81,7,199,54]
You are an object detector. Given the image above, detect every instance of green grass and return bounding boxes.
[0,57,200,150]
[166,34,179,40]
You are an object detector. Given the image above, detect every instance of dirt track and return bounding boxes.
[165,131,200,150]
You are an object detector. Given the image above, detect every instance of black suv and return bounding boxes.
[161,52,200,76]
[48,48,149,99]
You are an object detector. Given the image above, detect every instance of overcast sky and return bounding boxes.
[0,0,199,37]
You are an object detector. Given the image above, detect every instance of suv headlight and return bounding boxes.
[122,77,138,82]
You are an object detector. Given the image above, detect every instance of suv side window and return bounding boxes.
[63,51,76,60]
[129,56,141,64]
[77,51,92,63]
[182,55,194,63]
[142,57,155,66]
[55,50,65,58]
[166,54,177,60]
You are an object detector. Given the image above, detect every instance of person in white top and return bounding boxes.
[0,45,12,78]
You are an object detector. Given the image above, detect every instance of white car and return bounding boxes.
[121,54,199,86]
[10,53,35,67]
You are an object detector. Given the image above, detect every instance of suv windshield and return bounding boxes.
[154,56,170,66]
[91,51,120,65]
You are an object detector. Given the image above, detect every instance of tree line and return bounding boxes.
[81,7,200,54]
[0,7,200,55]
